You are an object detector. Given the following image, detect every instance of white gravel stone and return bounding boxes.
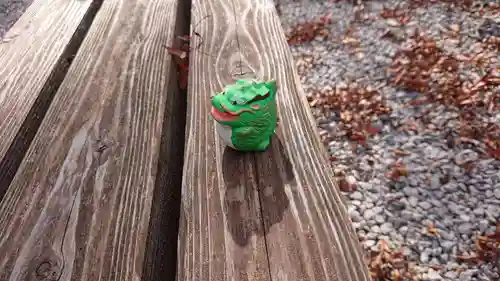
[427,269,443,281]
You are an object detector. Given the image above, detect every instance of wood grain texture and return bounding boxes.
[178,0,371,280]
[0,0,187,280]
[176,1,272,280]
[0,0,100,195]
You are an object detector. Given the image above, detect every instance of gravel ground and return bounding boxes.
[0,0,33,38]
[279,0,499,280]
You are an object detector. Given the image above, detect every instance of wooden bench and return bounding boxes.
[0,0,101,196]
[0,0,370,280]
[0,0,188,280]
[177,0,370,281]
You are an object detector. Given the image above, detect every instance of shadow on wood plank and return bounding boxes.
[222,136,293,247]
[222,147,262,247]
[255,136,294,231]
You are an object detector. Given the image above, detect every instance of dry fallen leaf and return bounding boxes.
[166,37,190,90]
[338,177,356,192]
[307,83,392,153]
[457,222,500,265]
[167,47,187,59]
[389,164,409,181]
[388,32,500,159]
[286,14,331,45]
[342,36,361,47]
[366,240,416,281]
[392,148,411,156]
[366,124,381,135]
[426,222,440,237]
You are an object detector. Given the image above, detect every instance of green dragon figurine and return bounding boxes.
[210,78,278,152]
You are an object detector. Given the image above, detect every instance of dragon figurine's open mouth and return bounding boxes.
[211,103,255,122]
[211,106,238,122]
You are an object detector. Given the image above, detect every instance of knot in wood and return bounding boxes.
[93,137,114,164]
[228,54,255,80]
[35,260,60,281]
[230,70,256,81]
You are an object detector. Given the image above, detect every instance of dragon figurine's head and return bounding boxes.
[210,79,277,128]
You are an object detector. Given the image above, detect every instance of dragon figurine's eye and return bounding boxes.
[230,97,246,105]
[248,92,270,103]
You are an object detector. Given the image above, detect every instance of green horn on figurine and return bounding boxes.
[210,78,278,152]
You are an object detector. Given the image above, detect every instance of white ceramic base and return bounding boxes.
[215,122,235,149]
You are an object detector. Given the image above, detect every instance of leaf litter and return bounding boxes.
[286,13,332,45]
[387,31,500,160]
[283,1,500,280]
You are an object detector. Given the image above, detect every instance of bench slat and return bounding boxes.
[251,7,371,281]
[176,2,272,281]
[0,0,187,280]
[0,0,98,192]
[178,0,371,280]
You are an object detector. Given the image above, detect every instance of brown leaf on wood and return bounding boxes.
[166,37,191,90]
[178,35,190,42]
[178,67,188,90]
[166,47,188,59]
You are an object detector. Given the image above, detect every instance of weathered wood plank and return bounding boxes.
[178,146,271,281]
[0,0,187,280]
[178,0,371,281]
[256,134,369,281]
[0,0,101,195]
[176,1,272,281]
[247,3,371,279]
